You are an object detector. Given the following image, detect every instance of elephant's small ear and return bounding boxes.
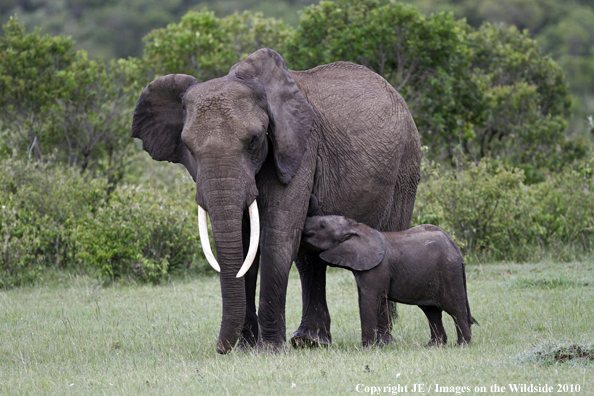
[232,48,315,184]
[131,74,198,179]
[320,224,386,271]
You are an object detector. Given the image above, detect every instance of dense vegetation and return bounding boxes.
[2,0,593,126]
[1,0,593,287]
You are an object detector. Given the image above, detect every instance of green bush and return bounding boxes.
[0,156,107,287]
[413,154,594,262]
[0,156,207,288]
[73,182,202,283]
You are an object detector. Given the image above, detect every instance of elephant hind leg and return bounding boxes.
[383,137,421,233]
[291,251,332,348]
[419,305,447,346]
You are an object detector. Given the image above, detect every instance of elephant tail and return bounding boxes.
[462,263,479,327]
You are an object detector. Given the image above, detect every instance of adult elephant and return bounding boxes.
[132,48,421,354]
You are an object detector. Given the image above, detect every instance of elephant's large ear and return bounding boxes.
[320,223,386,271]
[131,74,198,180]
[231,48,315,184]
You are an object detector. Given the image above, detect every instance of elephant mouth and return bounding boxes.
[198,199,260,278]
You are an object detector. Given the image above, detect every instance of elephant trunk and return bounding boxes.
[207,199,246,354]
[195,154,260,354]
[199,176,261,354]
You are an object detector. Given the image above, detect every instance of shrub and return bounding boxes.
[0,156,107,287]
[73,181,203,283]
[413,154,594,262]
[414,157,526,255]
[0,156,207,288]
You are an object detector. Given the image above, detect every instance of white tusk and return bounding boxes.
[236,200,260,278]
[198,205,220,272]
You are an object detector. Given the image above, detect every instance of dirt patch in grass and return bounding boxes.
[547,345,594,363]
[515,343,594,366]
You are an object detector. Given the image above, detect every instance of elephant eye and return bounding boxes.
[248,136,259,152]
[320,222,326,229]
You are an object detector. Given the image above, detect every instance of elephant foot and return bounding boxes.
[236,336,257,352]
[426,339,446,347]
[376,332,396,346]
[237,326,258,350]
[256,340,289,354]
[361,335,396,348]
[290,328,331,348]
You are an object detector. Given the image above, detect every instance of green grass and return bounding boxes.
[1,261,593,395]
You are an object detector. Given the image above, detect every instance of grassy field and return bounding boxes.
[1,260,593,395]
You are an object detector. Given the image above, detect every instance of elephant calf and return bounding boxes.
[301,215,478,347]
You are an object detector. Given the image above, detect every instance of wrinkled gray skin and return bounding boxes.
[302,216,478,347]
[131,48,421,354]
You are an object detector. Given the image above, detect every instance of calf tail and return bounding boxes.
[462,264,479,326]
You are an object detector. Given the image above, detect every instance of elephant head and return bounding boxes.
[131,49,315,353]
[302,216,386,271]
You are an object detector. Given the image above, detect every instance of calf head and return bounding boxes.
[302,216,386,271]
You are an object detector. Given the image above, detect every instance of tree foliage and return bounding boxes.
[465,23,586,180]
[0,0,313,59]
[286,0,584,179]
[0,17,145,185]
[0,17,77,159]
[2,0,593,125]
[143,10,293,80]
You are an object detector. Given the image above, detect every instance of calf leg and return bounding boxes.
[358,288,382,347]
[448,307,472,345]
[376,296,396,345]
[419,306,447,346]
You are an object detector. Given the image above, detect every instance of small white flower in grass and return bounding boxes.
[69,383,74,387]
[396,373,401,377]
[291,383,296,388]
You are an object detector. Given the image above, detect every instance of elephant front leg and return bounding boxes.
[256,226,294,352]
[376,299,396,345]
[237,252,259,350]
[290,251,332,348]
[237,214,260,350]
[358,287,382,347]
